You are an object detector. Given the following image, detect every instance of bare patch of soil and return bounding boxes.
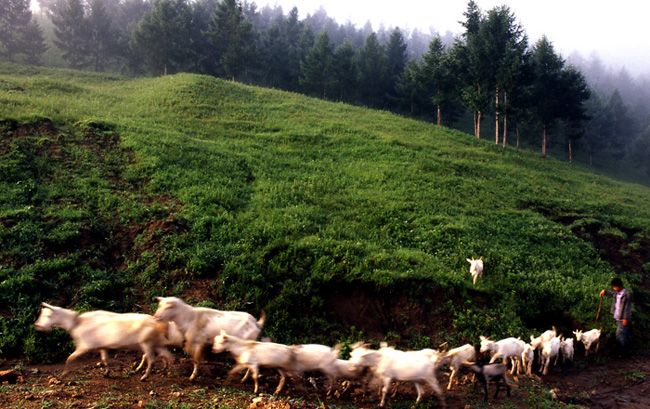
[4,348,650,409]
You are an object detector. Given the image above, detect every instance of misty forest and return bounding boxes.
[2,0,650,185]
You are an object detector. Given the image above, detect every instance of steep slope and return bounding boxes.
[1,64,650,362]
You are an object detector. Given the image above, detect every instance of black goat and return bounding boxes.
[466,363,511,402]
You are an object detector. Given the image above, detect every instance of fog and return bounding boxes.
[262,0,650,78]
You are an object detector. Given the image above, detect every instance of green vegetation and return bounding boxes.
[1,63,650,365]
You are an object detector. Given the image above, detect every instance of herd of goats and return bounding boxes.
[34,295,604,407]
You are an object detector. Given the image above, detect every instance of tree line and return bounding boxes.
[2,0,650,183]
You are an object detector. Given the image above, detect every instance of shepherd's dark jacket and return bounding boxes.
[604,289,633,321]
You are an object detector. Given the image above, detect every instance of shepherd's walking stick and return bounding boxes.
[595,296,603,324]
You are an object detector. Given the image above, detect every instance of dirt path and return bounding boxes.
[543,350,650,408]
[2,349,650,409]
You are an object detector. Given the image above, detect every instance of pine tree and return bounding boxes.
[284,7,304,91]
[130,0,191,76]
[481,6,527,147]
[0,0,33,60]
[299,30,334,99]
[51,0,91,69]
[630,120,650,187]
[420,36,458,125]
[461,0,482,38]
[208,0,258,82]
[385,27,408,105]
[261,23,291,88]
[87,0,115,71]
[113,0,152,74]
[583,92,608,166]
[530,36,564,156]
[457,0,490,138]
[20,19,49,65]
[358,32,388,108]
[557,66,590,163]
[395,59,424,117]
[184,0,213,74]
[605,89,637,159]
[332,40,358,103]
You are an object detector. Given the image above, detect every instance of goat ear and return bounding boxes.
[156,296,163,301]
[466,258,472,263]
[41,302,54,309]
[480,256,483,260]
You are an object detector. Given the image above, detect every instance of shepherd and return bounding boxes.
[599,277,633,357]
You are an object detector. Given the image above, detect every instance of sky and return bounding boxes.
[259,0,650,77]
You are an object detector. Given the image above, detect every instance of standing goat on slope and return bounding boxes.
[467,257,484,285]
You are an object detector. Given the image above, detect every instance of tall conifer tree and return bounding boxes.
[357,32,388,108]
[51,0,90,69]
[299,30,334,99]
[0,0,34,60]
[208,0,258,82]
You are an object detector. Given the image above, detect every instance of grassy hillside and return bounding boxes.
[2,62,650,362]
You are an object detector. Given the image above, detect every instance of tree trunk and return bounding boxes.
[473,111,478,138]
[436,85,442,126]
[542,124,547,157]
[502,91,508,149]
[516,125,520,152]
[495,87,500,145]
[477,110,482,139]
[568,138,573,164]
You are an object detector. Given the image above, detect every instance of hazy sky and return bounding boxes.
[260,0,650,77]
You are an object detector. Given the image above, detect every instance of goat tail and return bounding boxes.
[257,310,266,328]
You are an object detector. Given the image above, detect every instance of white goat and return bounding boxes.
[479,336,526,374]
[291,343,342,394]
[540,336,561,375]
[135,321,184,372]
[439,344,476,390]
[349,344,446,408]
[467,257,484,285]
[530,328,557,364]
[560,337,574,363]
[34,303,173,381]
[328,359,364,394]
[521,343,535,376]
[573,329,601,356]
[153,296,265,381]
[212,330,294,394]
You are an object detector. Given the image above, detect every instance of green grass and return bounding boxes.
[1,63,650,361]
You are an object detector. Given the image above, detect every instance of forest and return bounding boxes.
[2,0,650,185]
